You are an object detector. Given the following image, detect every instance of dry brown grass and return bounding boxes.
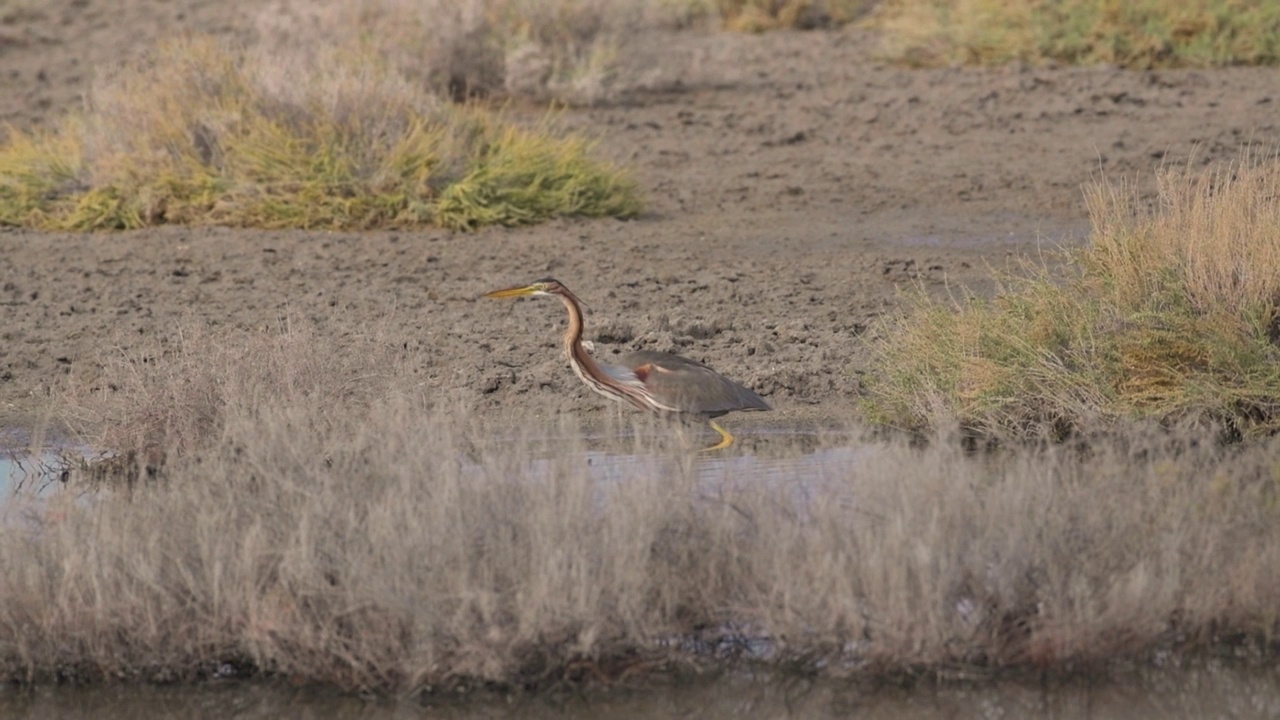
[701,0,872,31]
[0,35,641,231]
[869,0,1280,68]
[55,320,409,457]
[253,0,872,106]
[866,152,1280,438]
[3,322,1279,693]
[255,0,660,104]
[1087,153,1280,323]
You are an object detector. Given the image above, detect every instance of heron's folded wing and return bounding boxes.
[600,362,647,389]
[630,356,770,416]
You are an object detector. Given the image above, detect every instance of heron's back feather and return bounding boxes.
[612,350,771,417]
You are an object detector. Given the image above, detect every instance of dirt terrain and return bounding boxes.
[3,0,1280,437]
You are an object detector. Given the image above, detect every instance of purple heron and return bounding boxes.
[484,278,771,450]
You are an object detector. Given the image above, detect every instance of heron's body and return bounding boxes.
[484,278,770,450]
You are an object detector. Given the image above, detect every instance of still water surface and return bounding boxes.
[2,663,1279,719]
[2,428,871,521]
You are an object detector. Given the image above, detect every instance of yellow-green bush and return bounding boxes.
[0,37,641,232]
[710,0,871,31]
[870,0,1280,68]
[436,124,644,230]
[865,153,1280,439]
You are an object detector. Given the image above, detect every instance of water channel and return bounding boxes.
[1,661,1278,719]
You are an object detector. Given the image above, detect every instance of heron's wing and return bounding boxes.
[598,362,647,389]
[615,350,771,416]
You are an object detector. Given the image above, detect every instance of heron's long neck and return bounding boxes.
[560,294,607,380]
[557,292,650,411]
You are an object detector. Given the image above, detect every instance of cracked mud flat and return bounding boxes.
[3,0,1280,436]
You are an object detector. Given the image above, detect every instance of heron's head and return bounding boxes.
[483,278,585,307]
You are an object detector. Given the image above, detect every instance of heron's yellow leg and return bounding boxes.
[700,420,735,452]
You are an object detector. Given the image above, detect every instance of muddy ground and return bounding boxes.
[3,0,1280,438]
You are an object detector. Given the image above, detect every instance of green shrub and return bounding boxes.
[865,153,1280,438]
[710,0,872,31]
[0,37,640,232]
[870,0,1280,68]
[436,123,643,230]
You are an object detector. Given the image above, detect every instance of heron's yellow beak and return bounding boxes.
[483,284,538,299]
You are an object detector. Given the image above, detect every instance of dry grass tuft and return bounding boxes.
[2,321,1280,692]
[869,0,1280,68]
[256,0,871,91]
[865,151,1280,438]
[0,36,641,232]
[57,320,407,458]
[256,0,658,104]
[704,0,872,31]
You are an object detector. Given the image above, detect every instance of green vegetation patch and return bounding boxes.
[869,0,1280,68]
[0,37,641,232]
[436,124,643,230]
[865,154,1280,439]
[706,0,872,31]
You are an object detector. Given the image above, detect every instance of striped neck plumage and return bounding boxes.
[559,293,607,382]
[555,290,659,413]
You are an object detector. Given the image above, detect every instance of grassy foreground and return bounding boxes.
[870,0,1280,68]
[866,153,1280,439]
[0,37,640,232]
[2,322,1279,692]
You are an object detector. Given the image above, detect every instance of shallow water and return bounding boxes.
[1,438,51,513]
[2,662,1279,719]
[0,428,82,517]
[449,427,871,527]
[0,455,60,498]
[0,426,862,496]
[0,424,865,531]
